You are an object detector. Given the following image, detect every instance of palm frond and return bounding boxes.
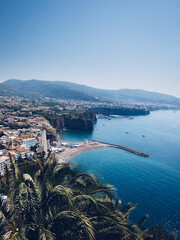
[90,215,132,239]
[15,182,40,222]
[23,173,40,198]
[116,199,122,210]
[47,185,74,211]
[138,214,149,227]
[73,194,100,215]
[123,203,137,219]
[0,210,6,226]
[8,153,19,181]
[2,230,12,240]
[52,163,74,184]
[73,172,99,186]
[91,187,116,199]
[53,210,95,240]
[39,228,55,240]
[4,164,10,189]
[10,232,28,240]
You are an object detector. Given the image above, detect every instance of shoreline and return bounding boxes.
[55,142,110,163]
[55,139,149,163]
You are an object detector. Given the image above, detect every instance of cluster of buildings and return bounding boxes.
[0,96,105,115]
[0,95,120,176]
[0,114,56,175]
[0,96,100,176]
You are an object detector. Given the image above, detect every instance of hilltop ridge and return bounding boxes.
[1,79,180,107]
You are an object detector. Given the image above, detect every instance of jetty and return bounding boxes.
[90,140,149,157]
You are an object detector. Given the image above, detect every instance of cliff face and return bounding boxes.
[48,112,97,131]
[50,117,65,130]
[63,118,95,130]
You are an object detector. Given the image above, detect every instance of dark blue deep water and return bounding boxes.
[62,110,180,236]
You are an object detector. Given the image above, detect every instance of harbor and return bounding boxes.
[90,140,149,157]
[55,139,149,163]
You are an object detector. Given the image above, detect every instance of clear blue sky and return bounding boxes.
[0,0,180,97]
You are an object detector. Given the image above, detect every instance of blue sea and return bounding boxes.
[62,110,180,237]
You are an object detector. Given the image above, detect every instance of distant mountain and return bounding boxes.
[0,79,101,102]
[56,81,180,106]
[1,79,180,106]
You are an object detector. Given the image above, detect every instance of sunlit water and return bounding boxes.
[62,110,180,236]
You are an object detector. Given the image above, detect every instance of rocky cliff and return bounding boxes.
[47,111,97,131]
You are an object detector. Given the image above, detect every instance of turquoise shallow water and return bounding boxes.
[62,110,180,236]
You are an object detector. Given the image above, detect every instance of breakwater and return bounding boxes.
[90,140,149,157]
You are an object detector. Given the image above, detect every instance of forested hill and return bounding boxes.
[0,79,101,102]
[53,81,180,106]
[1,79,180,106]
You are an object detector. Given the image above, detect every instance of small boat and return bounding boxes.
[142,135,146,137]
[125,132,128,134]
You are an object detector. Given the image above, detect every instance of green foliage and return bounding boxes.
[91,106,150,116]
[30,144,38,153]
[0,154,175,240]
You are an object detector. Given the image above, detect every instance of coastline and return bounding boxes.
[55,142,110,163]
[54,111,180,235]
[55,138,149,163]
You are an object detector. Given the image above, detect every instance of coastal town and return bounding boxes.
[0,109,106,174]
[1,0,179,238]
[0,96,110,176]
[0,96,151,176]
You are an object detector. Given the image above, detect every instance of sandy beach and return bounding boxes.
[55,142,110,163]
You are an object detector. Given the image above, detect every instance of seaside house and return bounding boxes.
[22,138,36,149]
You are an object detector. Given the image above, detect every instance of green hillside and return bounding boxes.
[1,79,180,106]
[0,79,100,102]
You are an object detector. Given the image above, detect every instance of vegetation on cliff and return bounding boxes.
[0,154,175,240]
[90,106,150,116]
[44,111,97,130]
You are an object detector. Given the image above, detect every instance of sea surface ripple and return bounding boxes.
[62,110,180,237]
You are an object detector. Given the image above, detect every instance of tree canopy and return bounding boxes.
[0,154,175,240]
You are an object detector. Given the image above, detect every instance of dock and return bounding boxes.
[90,140,149,157]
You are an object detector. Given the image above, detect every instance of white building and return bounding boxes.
[0,156,10,175]
[22,138,36,149]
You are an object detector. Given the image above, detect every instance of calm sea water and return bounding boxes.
[62,110,180,236]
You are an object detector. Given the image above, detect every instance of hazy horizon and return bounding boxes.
[0,0,180,97]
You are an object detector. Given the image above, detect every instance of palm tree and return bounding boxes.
[0,153,148,240]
